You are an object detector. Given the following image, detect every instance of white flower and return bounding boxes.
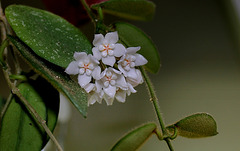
[65,52,101,88]
[115,83,137,103]
[118,46,147,86]
[92,31,126,67]
[95,67,128,105]
[84,83,103,106]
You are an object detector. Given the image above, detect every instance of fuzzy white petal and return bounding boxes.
[127,83,137,95]
[65,61,79,75]
[114,44,126,57]
[89,54,100,64]
[84,83,95,93]
[127,69,143,87]
[116,75,128,90]
[126,47,141,54]
[78,74,91,87]
[126,68,138,80]
[103,85,116,98]
[95,80,103,93]
[92,66,101,80]
[102,56,116,66]
[110,67,122,75]
[103,95,114,105]
[74,52,87,61]
[115,90,126,103]
[88,92,102,105]
[105,31,118,44]
[118,64,127,77]
[134,54,148,66]
[92,47,102,60]
[93,34,104,46]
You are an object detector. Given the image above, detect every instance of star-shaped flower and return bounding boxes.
[95,67,128,105]
[92,31,126,66]
[84,83,103,106]
[118,46,147,86]
[65,52,101,88]
[115,83,137,103]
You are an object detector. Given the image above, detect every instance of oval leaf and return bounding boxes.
[5,5,92,68]
[8,36,88,117]
[92,0,155,21]
[111,123,156,151]
[0,80,59,151]
[168,113,218,138]
[115,22,160,73]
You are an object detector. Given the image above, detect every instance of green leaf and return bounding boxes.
[8,36,88,117]
[115,22,160,73]
[5,5,92,68]
[0,79,59,151]
[167,113,218,138]
[111,123,157,151]
[92,0,155,21]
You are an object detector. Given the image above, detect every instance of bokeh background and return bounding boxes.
[1,0,240,150]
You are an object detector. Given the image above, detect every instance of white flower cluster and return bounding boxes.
[65,31,147,106]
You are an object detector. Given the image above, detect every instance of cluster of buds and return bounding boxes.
[65,32,147,105]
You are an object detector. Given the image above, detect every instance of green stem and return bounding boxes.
[80,0,97,22]
[9,74,27,81]
[140,67,174,151]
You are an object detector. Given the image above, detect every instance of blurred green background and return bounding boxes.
[1,0,240,150]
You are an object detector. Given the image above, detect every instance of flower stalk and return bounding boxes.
[140,66,174,151]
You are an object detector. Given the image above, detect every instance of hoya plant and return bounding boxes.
[0,0,218,150]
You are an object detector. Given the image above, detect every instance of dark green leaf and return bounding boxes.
[167,113,218,138]
[5,5,92,68]
[115,22,160,73]
[0,79,59,151]
[111,123,156,151]
[8,36,88,117]
[92,0,155,21]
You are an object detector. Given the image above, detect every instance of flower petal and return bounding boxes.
[84,83,95,93]
[95,80,103,93]
[118,64,127,77]
[74,52,87,61]
[103,85,116,98]
[115,90,126,103]
[126,47,141,54]
[114,44,126,57]
[65,61,79,75]
[134,54,148,66]
[102,56,115,66]
[110,67,122,75]
[78,73,91,87]
[127,83,137,95]
[126,68,138,79]
[92,66,101,80]
[92,47,102,60]
[88,92,102,106]
[89,54,100,64]
[103,95,114,105]
[105,31,119,44]
[127,69,143,87]
[93,34,104,46]
[116,74,128,90]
